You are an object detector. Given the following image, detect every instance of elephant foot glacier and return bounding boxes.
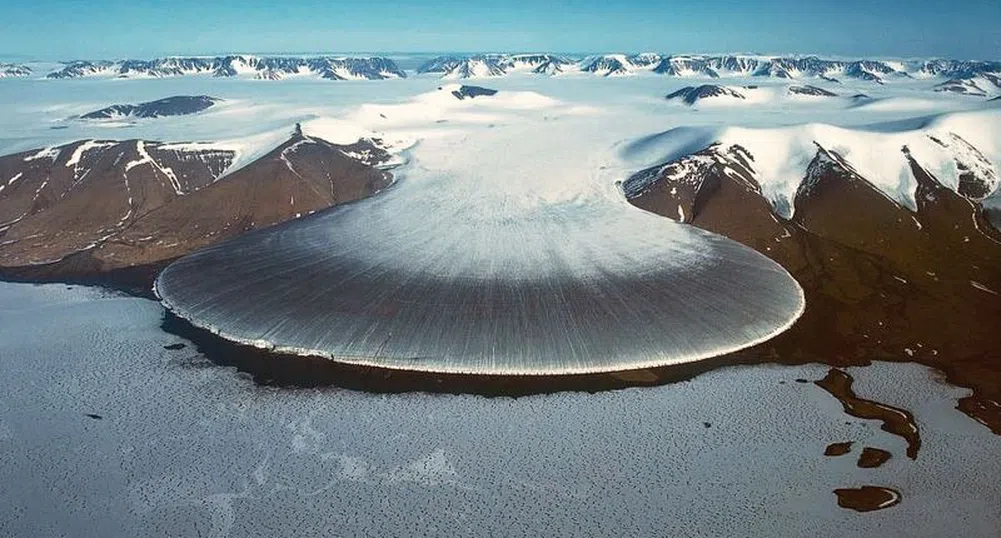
[154,87,805,375]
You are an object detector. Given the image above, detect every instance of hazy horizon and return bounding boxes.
[1,0,998,61]
[4,50,1000,64]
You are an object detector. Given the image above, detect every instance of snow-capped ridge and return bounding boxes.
[665,83,845,107]
[666,85,746,105]
[417,54,575,79]
[43,56,406,81]
[79,95,220,120]
[0,62,32,78]
[410,54,1001,86]
[623,109,1001,218]
[19,53,1001,86]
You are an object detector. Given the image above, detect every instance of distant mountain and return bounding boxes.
[22,54,1001,85]
[12,53,1001,91]
[417,54,574,78]
[580,55,633,76]
[80,95,220,120]
[625,53,661,67]
[510,54,576,75]
[934,73,1001,97]
[442,55,509,79]
[666,83,842,106]
[449,85,498,100]
[0,62,31,78]
[44,56,406,80]
[788,85,838,97]
[416,56,464,74]
[45,60,122,78]
[916,59,1001,79]
[412,54,1001,86]
[580,54,912,82]
[936,79,990,96]
[652,57,721,78]
[666,85,745,105]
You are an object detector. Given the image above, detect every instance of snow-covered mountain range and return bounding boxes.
[3,54,997,90]
[40,56,407,80]
[0,62,31,78]
[416,53,1001,87]
[622,110,1001,219]
[416,54,576,78]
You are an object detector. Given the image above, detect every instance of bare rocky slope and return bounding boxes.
[0,126,394,291]
[625,141,1001,431]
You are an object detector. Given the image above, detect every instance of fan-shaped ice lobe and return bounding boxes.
[155,90,805,376]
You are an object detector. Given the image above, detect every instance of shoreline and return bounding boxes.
[3,268,999,435]
[0,256,171,300]
[159,308,761,396]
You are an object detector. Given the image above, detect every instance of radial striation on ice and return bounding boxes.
[155,181,804,375]
[154,85,805,376]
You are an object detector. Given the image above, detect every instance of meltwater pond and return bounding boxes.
[156,108,804,375]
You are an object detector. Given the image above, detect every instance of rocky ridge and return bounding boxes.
[0,125,396,284]
[44,56,406,80]
[80,95,220,120]
[623,130,1001,429]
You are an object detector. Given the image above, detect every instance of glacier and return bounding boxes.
[3,61,999,374]
[155,85,805,375]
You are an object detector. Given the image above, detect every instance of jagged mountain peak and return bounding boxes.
[43,56,406,81]
[579,54,633,76]
[0,62,32,78]
[21,53,1001,86]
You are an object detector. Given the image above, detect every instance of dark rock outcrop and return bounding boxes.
[625,137,1001,431]
[80,95,220,120]
[449,85,498,100]
[665,85,745,105]
[788,85,837,97]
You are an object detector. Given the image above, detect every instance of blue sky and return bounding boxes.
[2,0,999,60]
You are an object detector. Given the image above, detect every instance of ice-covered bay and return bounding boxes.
[1,282,999,537]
